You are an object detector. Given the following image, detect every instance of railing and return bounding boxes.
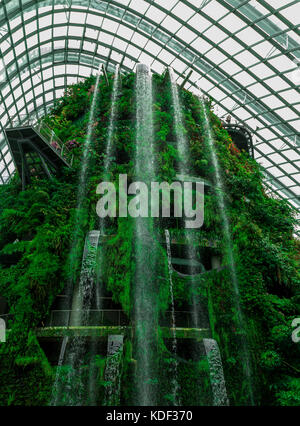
[47,309,129,327]
[6,114,40,129]
[161,311,196,328]
[2,310,204,331]
[5,115,74,166]
[46,309,198,329]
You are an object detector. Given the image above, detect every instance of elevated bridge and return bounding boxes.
[4,116,73,189]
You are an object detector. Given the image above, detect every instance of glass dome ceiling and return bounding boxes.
[0,0,299,217]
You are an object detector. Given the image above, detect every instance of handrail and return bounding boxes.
[48,309,129,327]
[2,310,202,330]
[47,309,197,328]
[5,115,74,166]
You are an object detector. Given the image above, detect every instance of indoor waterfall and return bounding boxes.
[133,63,158,406]
[50,337,69,406]
[66,65,121,405]
[66,66,102,291]
[169,68,203,331]
[165,229,180,405]
[50,64,252,407]
[169,67,228,406]
[198,94,254,405]
[50,230,100,405]
[203,338,229,406]
[88,65,122,405]
[1,0,298,409]
[50,67,102,405]
[93,64,121,310]
[103,65,120,180]
[104,335,124,405]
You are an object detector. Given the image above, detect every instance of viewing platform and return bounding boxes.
[4,116,73,189]
[2,309,210,341]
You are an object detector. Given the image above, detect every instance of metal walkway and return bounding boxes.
[4,117,73,189]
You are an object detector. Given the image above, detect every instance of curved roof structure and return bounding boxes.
[0,1,299,214]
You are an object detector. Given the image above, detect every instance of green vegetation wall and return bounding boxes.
[0,72,299,405]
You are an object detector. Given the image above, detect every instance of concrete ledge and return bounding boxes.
[161,327,210,340]
[35,326,127,338]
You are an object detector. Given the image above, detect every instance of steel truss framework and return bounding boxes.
[0,0,299,223]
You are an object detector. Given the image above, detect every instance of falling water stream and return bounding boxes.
[83,65,121,405]
[203,338,229,406]
[65,67,102,292]
[49,64,248,406]
[165,229,180,405]
[169,68,230,406]
[103,65,120,180]
[198,94,254,405]
[78,230,101,406]
[98,65,123,406]
[60,66,121,406]
[96,64,120,307]
[50,68,102,406]
[134,63,158,406]
[169,68,202,330]
[50,336,69,406]
[104,335,124,405]
[50,231,100,405]
[88,65,121,405]
[135,64,155,178]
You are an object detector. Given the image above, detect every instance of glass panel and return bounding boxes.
[203,26,227,43]
[202,1,228,20]
[280,4,299,25]
[172,3,194,21]
[188,13,211,32]
[145,6,166,23]
[162,16,181,33]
